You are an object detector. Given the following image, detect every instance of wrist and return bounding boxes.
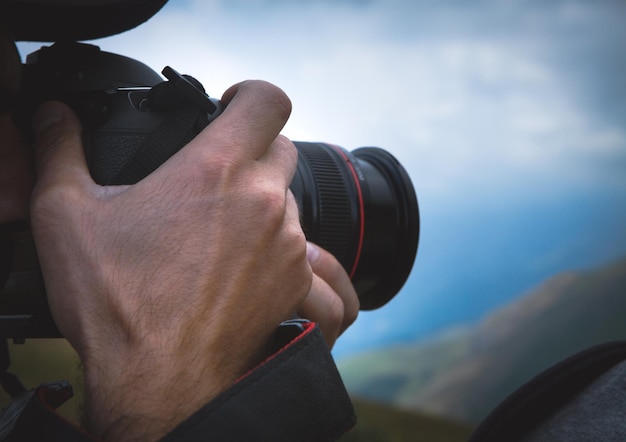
[80,341,224,441]
[79,330,271,441]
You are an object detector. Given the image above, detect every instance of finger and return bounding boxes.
[189,80,292,163]
[306,242,360,330]
[283,191,307,267]
[258,134,299,189]
[32,101,93,192]
[298,274,345,348]
[299,242,360,347]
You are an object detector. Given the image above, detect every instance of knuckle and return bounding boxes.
[286,225,308,264]
[196,147,237,174]
[268,88,292,122]
[183,148,239,189]
[290,236,313,296]
[256,185,287,223]
[275,135,298,167]
[343,299,359,328]
[327,294,346,332]
[325,254,349,285]
[248,80,292,121]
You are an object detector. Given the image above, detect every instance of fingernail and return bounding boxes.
[33,102,64,136]
[306,242,320,264]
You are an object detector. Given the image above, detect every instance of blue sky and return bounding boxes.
[17,0,626,359]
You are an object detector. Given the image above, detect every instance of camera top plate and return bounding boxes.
[3,0,169,42]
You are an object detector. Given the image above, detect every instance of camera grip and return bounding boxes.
[84,91,215,185]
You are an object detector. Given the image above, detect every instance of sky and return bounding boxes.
[17,0,626,360]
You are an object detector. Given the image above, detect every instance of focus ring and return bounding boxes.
[296,143,356,270]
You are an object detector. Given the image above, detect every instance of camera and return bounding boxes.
[0,41,420,339]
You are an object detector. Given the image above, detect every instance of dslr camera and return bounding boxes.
[0,0,419,340]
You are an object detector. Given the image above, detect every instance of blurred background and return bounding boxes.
[14,0,626,440]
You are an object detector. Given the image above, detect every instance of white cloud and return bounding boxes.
[20,0,626,204]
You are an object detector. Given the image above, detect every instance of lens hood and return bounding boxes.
[2,0,168,42]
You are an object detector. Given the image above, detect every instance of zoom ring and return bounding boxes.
[297,144,355,270]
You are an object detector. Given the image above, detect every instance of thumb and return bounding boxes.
[32,101,91,190]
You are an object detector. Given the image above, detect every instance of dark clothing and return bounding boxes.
[469,341,626,442]
[0,322,356,441]
[522,359,626,441]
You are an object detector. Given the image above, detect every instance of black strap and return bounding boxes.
[111,104,206,185]
[469,341,626,442]
[162,323,356,442]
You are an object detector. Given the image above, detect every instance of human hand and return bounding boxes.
[30,81,312,440]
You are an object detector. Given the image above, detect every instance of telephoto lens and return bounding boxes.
[290,142,419,310]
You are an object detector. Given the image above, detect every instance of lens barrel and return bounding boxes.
[290,142,419,310]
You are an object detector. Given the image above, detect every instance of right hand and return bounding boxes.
[30,80,312,440]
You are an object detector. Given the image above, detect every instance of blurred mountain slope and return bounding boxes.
[339,256,626,423]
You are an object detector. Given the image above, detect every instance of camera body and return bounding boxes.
[15,42,224,185]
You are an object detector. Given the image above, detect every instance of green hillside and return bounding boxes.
[339,256,626,423]
[340,397,474,442]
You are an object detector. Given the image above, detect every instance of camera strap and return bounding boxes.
[109,74,210,185]
[111,104,208,185]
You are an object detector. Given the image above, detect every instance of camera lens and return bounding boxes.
[290,142,419,310]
